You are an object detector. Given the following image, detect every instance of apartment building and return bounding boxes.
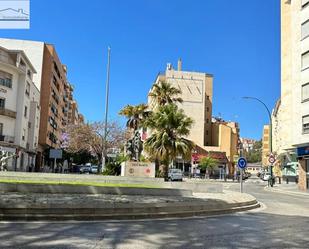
[272,0,309,190]
[148,60,239,175]
[240,138,256,152]
[0,38,82,170]
[148,59,213,148]
[0,46,40,171]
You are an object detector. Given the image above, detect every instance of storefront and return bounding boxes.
[296,146,309,190]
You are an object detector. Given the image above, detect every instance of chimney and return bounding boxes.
[177,58,182,71]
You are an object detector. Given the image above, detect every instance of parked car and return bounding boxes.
[90,165,98,174]
[168,168,183,181]
[80,165,91,174]
[263,172,271,181]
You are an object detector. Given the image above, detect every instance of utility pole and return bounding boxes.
[101,47,111,172]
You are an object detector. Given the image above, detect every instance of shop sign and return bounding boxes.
[297,146,309,157]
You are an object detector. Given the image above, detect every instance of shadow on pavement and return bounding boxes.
[0,212,308,249]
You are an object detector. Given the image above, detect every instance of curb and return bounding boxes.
[264,186,309,197]
[0,201,260,221]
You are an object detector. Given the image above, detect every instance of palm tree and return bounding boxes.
[149,80,183,106]
[198,156,218,178]
[119,104,149,131]
[144,104,194,179]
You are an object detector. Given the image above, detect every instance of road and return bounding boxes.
[0,177,308,249]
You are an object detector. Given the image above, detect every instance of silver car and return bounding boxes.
[168,168,183,181]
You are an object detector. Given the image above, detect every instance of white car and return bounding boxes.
[168,169,183,181]
[263,173,271,181]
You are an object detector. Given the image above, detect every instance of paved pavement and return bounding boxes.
[0,177,308,249]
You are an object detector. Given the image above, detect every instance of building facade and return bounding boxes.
[240,138,256,152]
[148,59,213,148]
[0,46,40,171]
[0,38,82,170]
[262,125,270,168]
[272,0,309,190]
[148,60,239,175]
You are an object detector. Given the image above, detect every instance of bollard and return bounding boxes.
[286,177,289,184]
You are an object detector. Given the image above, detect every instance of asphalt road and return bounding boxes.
[0,177,308,249]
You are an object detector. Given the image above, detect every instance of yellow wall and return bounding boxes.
[262,125,270,167]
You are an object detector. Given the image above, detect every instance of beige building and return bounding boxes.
[0,38,83,170]
[148,60,239,174]
[262,125,270,168]
[148,59,213,148]
[272,0,309,190]
[210,117,239,172]
[0,46,40,171]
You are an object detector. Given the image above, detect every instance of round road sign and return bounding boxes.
[237,157,247,169]
[268,155,275,164]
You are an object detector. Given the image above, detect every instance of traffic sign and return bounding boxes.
[268,154,275,164]
[237,157,247,169]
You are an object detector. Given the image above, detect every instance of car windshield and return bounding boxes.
[171,169,182,173]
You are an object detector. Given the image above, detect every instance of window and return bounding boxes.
[206,107,209,112]
[0,98,5,109]
[0,123,3,135]
[51,104,58,116]
[24,106,27,117]
[22,129,26,141]
[27,69,32,78]
[303,115,309,134]
[302,20,309,40]
[53,62,61,78]
[302,83,309,102]
[25,82,30,96]
[302,51,309,70]
[0,70,12,88]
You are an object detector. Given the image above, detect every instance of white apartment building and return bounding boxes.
[0,46,40,171]
[273,0,309,190]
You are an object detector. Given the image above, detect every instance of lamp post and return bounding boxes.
[242,96,273,187]
[101,47,111,173]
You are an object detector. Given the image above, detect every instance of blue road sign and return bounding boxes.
[237,157,247,169]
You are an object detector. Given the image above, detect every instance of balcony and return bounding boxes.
[0,108,16,119]
[0,54,15,67]
[0,135,15,143]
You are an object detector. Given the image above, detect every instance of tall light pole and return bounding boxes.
[101,47,111,172]
[242,96,273,187]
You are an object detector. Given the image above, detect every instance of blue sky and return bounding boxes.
[0,0,280,140]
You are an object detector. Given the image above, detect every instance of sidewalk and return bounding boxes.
[265,182,309,196]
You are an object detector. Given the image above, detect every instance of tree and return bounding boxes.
[148,80,183,106]
[144,104,194,178]
[102,154,128,176]
[245,140,262,163]
[64,121,126,168]
[119,104,149,131]
[198,156,218,178]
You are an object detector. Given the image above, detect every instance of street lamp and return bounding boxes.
[242,96,273,187]
[101,47,111,173]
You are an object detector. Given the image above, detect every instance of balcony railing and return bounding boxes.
[0,135,15,143]
[0,108,17,119]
